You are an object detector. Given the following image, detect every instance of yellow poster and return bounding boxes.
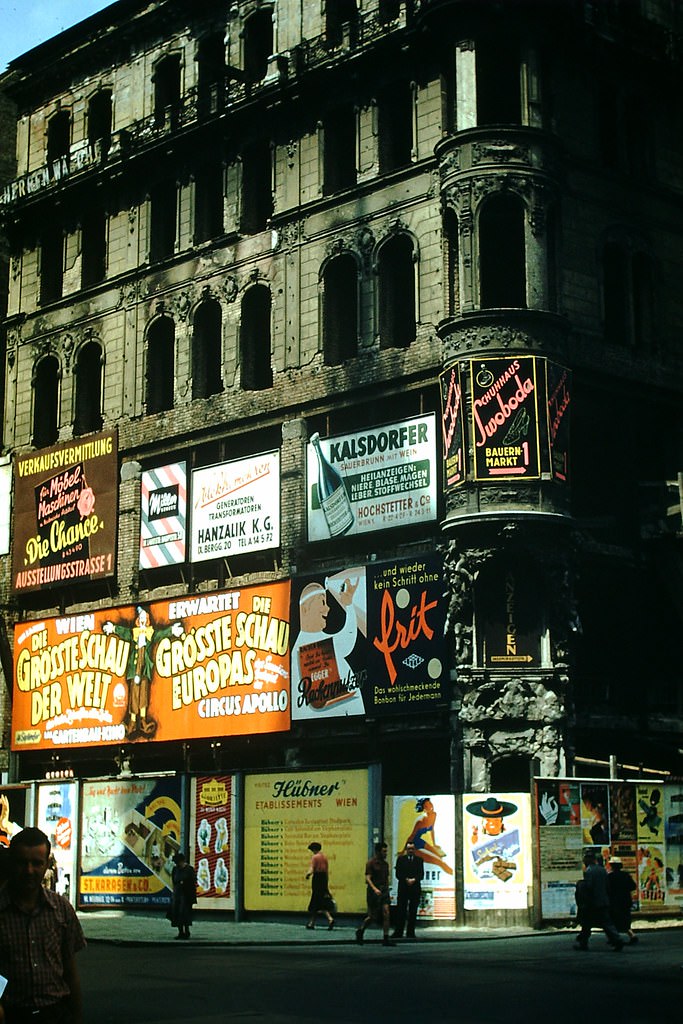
[244,769,369,912]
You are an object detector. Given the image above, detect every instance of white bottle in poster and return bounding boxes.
[310,432,354,537]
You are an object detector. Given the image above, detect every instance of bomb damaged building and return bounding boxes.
[0,0,681,924]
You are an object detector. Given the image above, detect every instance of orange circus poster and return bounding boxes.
[12,581,291,750]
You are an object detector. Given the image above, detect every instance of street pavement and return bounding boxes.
[77,908,682,947]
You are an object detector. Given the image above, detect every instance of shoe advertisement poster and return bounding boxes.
[384,795,455,920]
[79,775,183,908]
[190,775,235,910]
[462,793,532,910]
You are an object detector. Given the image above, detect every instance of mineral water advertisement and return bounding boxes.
[306,414,437,541]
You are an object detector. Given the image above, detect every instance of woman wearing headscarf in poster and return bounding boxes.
[404,798,453,875]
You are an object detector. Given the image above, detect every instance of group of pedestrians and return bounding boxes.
[574,849,638,952]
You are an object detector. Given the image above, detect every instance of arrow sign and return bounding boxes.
[490,655,534,663]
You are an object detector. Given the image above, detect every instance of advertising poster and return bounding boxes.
[636,783,665,908]
[191,451,280,562]
[140,462,187,569]
[609,782,637,843]
[664,784,683,905]
[440,365,465,488]
[79,776,183,907]
[190,775,235,910]
[243,769,369,913]
[0,785,30,848]
[12,580,291,750]
[12,430,117,593]
[580,783,611,847]
[36,781,78,902]
[470,357,540,481]
[536,781,582,918]
[0,455,11,554]
[306,414,437,541]
[462,793,531,910]
[385,795,455,919]
[478,566,542,667]
[545,361,571,483]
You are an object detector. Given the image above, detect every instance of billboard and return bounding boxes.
[385,795,456,919]
[440,365,466,489]
[191,451,280,561]
[140,462,187,568]
[290,553,447,720]
[12,580,291,750]
[462,793,532,910]
[12,430,118,593]
[79,776,183,907]
[190,775,236,910]
[306,415,437,541]
[470,358,540,481]
[243,768,369,913]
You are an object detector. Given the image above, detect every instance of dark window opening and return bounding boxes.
[378,234,416,349]
[378,81,413,174]
[490,755,533,793]
[326,0,359,48]
[197,33,226,115]
[150,181,177,262]
[88,91,112,157]
[603,241,630,345]
[154,54,181,128]
[632,251,654,349]
[74,341,103,436]
[146,316,175,413]
[443,209,459,316]
[195,161,224,242]
[598,81,620,169]
[323,106,356,195]
[47,110,70,167]
[192,299,223,399]
[476,39,521,125]
[81,207,107,288]
[240,285,272,391]
[33,356,60,448]
[40,224,64,305]
[244,7,273,84]
[240,142,273,234]
[323,255,358,364]
[479,194,526,308]
[378,0,401,24]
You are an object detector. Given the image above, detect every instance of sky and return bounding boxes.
[0,1,116,73]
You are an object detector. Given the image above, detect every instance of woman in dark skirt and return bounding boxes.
[305,841,334,930]
[170,851,197,939]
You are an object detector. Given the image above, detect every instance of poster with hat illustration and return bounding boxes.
[462,793,532,910]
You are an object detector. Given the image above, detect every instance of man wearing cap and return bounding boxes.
[0,828,85,1023]
[392,841,424,939]
[574,850,624,951]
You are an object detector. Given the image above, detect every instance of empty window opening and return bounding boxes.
[197,33,226,115]
[243,7,273,84]
[150,180,178,262]
[632,251,654,349]
[240,285,273,391]
[490,755,533,793]
[323,255,358,364]
[378,0,401,24]
[240,141,273,234]
[33,356,60,448]
[47,110,71,167]
[74,341,103,436]
[88,90,112,156]
[195,161,224,242]
[146,316,175,413]
[192,299,223,399]
[378,81,413,173]
[479,194,526,308]
[378,234,416,349]
[476,39,521,125]
[443,209,460,316]
[323,105,356,195]
[81,207,107,288]
[603,241,630,345]
[40,223,64,305]
[154,54,181,128]
[326,0,359,48]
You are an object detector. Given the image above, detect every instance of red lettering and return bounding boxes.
[373,589,438,685]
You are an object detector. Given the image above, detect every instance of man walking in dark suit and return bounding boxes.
[392,840,424,939]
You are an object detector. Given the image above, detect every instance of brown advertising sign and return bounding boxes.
[470,357,540,481]
[12,431,118,593]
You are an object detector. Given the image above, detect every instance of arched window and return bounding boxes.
[47,110,70,166]
[33,355,60,448]
[146,316,175,413]
[377,234,416,349]
[88,90,112,157]
[74,341,103,436]
[240,285,272,391]
[243,7,273,84]
[323,255,358,364]
[192,299,223,399]
[197,32,225,115]
[326,0,359,48]
[154,54,181,128]
[443,208,460,317]
[240,141,273,234]
[479,194,526,308]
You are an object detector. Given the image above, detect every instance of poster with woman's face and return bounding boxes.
[384,795,455,919]
[580,783,610,847]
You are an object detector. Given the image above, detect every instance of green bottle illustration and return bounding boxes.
[310,432,354,537]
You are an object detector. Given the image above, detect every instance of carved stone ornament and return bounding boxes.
[62,333,75,369]
[221,275,238,303]
[472,141,530,166]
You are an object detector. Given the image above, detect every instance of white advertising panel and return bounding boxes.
[191,451,280,562]
[462,792,532,911]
